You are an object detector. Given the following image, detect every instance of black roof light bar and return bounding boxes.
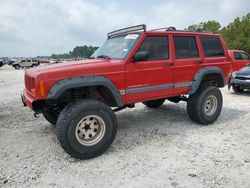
[107,24,146,38]
[107,25,211,38]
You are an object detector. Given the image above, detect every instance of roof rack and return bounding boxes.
[107,24,146,38]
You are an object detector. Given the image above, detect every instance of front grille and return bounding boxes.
[236,76,250,81]
[25,75,35,93]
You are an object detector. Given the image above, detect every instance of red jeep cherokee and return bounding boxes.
[22,25,232,159]
[228,50,250,71]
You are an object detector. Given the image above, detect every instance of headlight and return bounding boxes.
[232,72,237,78]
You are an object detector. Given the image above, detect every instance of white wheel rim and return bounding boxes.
[204,95,218,116]
[75,115,106,146]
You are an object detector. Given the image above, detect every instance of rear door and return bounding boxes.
[20,60,26,66]
[172,34,203,95]
[233,51,250,71]
[125,34,174,103]
[26,60,32,67]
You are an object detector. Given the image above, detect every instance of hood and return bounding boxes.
[236,65,250,77]
[25,58,124,78]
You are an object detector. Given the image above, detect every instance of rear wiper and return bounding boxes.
[96,55,111,59]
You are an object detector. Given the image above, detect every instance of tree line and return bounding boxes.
[51,13,250,59]
[187,13,250,53]
[51,45,98,59]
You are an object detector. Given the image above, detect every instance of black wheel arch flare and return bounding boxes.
[46,76,123,107]
[188,66,225,95]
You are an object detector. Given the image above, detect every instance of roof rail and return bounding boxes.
[150,27,212,33]
[107,24,146,38]
[150,27,177,31]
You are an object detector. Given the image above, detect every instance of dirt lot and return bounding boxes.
[0,65,250,188]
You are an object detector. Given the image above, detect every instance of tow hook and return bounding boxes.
[34,112,41,118]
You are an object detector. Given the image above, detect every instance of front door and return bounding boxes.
[125,34,174,103]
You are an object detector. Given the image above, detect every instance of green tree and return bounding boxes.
[203,20,221,33]
[51,53,58,59]
[188,20,221,33]
[51,45,98,59]
[220,13,250,53]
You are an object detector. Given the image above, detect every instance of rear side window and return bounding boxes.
[200,37,225,57]
[137,36,169,60]
[173,36,199,59]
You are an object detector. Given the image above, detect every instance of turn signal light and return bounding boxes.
[40,80,45,96]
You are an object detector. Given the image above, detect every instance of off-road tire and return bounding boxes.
[42,107,59,125]
[13,64,20,69]
[232,86,244,93]
[187,83,223,125]
[56,99,117,159]
[143,99,165,108]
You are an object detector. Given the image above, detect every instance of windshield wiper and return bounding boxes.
[96,55,111,59]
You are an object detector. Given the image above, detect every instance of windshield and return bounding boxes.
[91,34,140,59]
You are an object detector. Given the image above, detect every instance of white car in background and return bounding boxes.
[12,59,40,69]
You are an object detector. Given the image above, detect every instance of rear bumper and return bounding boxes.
[231,78,250,89]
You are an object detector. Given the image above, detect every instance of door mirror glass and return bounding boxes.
[133,51,149,62]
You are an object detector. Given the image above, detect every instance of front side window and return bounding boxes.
[136,36,169,60]
[234,52,242,60]
[200,37,225,57]
[173,36,199,59]
[91,34,140,59]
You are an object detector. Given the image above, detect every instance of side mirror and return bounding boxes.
[133,51,149,62]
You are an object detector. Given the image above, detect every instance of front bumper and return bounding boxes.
[231,78,250,89]
[21,90,36,110]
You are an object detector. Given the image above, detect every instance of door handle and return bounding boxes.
[195,60,203,64]
[164,62,174,67]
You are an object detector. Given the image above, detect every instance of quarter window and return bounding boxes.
[137,36,169,60]
[173,36,199,59]
[200,37,225,57]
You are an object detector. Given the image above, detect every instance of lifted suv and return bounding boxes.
[22,25,232,159]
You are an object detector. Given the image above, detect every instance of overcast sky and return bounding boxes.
[0,0,249,57]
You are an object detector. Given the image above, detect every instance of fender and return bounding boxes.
[188,66,225,95]
[47,76,123,107]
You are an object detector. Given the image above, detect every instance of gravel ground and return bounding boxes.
[0,65,250,188]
